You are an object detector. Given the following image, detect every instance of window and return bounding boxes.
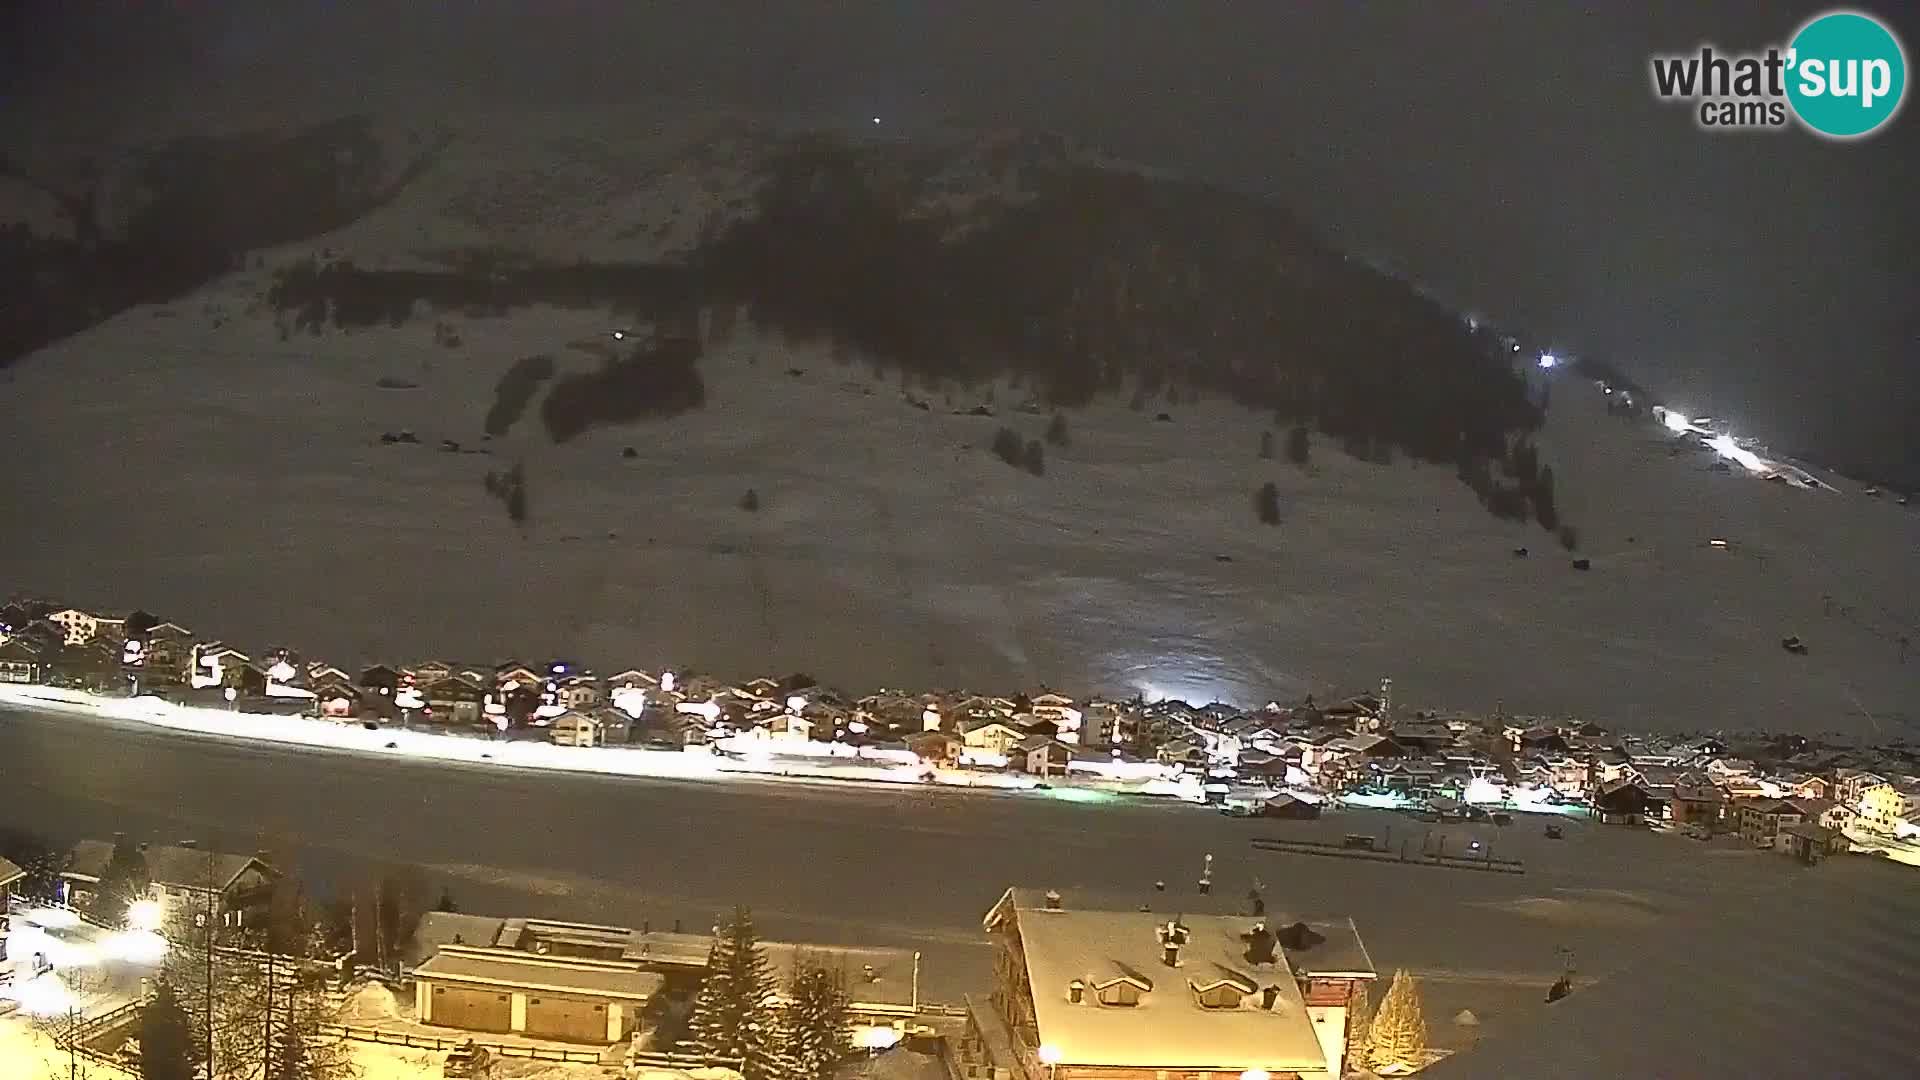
[1096,982,1141,1006]
[1194,984,1245,1009]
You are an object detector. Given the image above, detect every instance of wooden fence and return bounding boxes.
[630,1049,747,1070]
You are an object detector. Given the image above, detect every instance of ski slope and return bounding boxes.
[0,107,1912,736]
[2,282,1912,738]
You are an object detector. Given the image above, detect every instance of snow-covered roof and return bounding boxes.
[0,855,24,887]
[64,840,271,892]
[416,944,664,1002]
[1005,906,1330,1071]
[409,913,920,1010]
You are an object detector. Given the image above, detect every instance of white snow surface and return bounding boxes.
[0,110,1913,737]
[2,287,1914,737]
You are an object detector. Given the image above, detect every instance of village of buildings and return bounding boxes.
[4,597,1918,858]
[4,593,1920,1076]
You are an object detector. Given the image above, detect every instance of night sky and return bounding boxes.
[8,1,1916,478]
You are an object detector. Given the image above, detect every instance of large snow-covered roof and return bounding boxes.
[63,840,270,892]
[989,887,1376,980]
[415,944,664,1001]
[1008,906,1329,1071]
[407,912,920,1009]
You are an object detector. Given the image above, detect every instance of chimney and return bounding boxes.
[1243,922,1276,966]
[1068,979,1085,1004]
[1044,889,1063,911]
[1261,985,1282,1010]
[1158,919,1186,967]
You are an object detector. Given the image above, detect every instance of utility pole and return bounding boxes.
[183,840,215,1080]
[263,944,275,1079]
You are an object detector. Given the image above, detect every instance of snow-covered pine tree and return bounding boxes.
[1343,979,1373,1074]
[783,957,852,1080]
[686,937,734,1056]
[1367,968,1429,1073]
[687,907,783,1079]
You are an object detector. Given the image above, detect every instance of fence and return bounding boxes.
[630,1049,747,1070]
[42,998,143,1080]
[318,1022,608,1064]
[1251,835,1526,873]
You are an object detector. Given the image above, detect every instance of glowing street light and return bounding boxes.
[127,898,164,932]
[1537,352,1558,369]
[1038,1044,1062,1080]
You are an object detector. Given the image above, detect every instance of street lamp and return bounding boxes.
[1038,1043,1062,1080]
[127,899,163,933]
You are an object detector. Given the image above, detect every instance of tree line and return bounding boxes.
[681,906,858,1080]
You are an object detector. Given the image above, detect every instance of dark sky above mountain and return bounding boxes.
[8,1,1916,477]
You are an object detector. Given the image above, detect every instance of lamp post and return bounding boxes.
[1038,1043,1061,1080]
[181,840,215,1080]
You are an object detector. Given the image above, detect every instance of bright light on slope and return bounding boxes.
[1708,434,1767,473]
[1661,409,1691,433]
[1538,353,1558,369]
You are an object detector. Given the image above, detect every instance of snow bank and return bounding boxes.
[0,685,1201,801]
[339,980,405,1021]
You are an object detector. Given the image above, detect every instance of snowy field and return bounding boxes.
[7,697,1916,1071]
[2,279,1914,738]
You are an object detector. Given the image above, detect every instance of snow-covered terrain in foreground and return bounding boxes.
[1,283,1914,737]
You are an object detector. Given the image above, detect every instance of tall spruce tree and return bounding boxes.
[687,907,783,1079]
[1368,968,1429,1072]
[783,958,852,1080]
[139,978,194,1080]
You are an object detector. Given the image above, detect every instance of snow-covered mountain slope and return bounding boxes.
[4,292,1913,736]
[1,108,1912,735]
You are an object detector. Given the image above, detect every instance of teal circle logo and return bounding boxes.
[1786,11,1907,138]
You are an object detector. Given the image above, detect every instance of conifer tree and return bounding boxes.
[1343,979,1373,1074]
[783,957,852,1080]
[1368,969,1429,1072]
[687,907,783,1079]
[139,978,194,1080]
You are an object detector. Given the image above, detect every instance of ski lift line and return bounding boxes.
[740,528,779,658]
[1838,683,1883,736]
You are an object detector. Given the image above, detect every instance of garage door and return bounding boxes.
[430,985,512,1033]
[525,995,607,1042]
